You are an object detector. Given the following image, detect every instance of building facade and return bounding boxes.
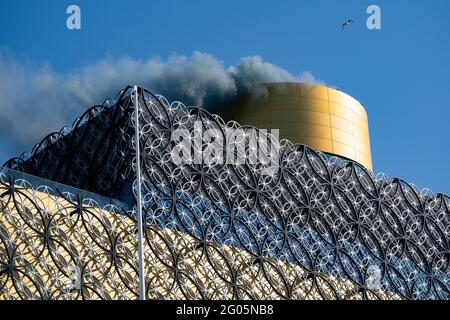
[0,86,448,300]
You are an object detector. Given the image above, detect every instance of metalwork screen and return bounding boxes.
[1,86,449,300]
[135,88,449,300]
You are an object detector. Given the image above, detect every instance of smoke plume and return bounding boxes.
[0,51,323,160]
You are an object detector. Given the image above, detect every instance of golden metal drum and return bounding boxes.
[216,82,373,170]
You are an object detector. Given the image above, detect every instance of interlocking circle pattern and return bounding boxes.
[1,86,449,300]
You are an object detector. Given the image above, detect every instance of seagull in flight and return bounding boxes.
[341,19,354,30]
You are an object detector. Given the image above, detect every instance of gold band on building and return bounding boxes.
[217,82,373,170]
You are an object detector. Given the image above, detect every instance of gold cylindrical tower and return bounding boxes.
[217,82,373,170]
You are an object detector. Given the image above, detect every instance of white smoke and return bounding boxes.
[0,51,324,159]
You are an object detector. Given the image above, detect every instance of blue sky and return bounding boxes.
[0,0,449,193]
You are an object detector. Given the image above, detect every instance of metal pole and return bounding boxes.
[134,85,146,300]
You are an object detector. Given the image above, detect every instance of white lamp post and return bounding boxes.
[134,85,146,300]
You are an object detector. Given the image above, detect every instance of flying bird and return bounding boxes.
[341,19,354,30]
